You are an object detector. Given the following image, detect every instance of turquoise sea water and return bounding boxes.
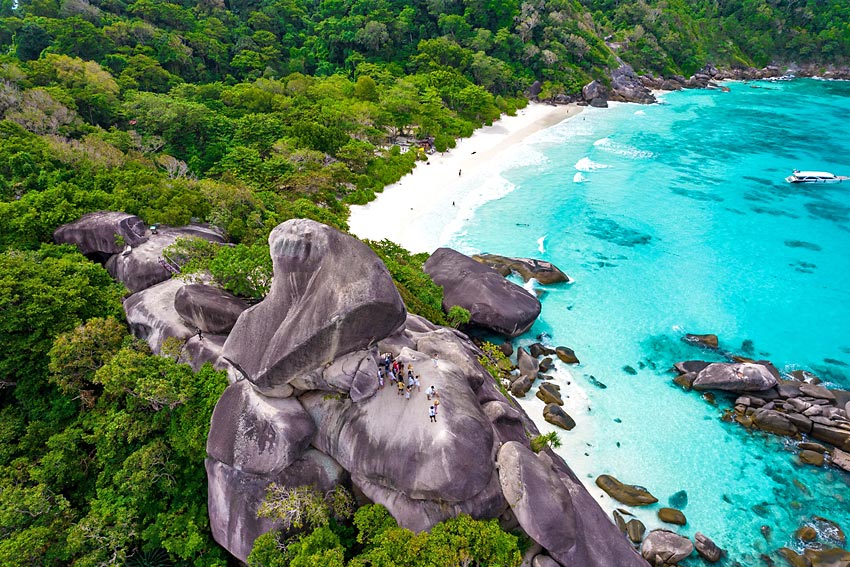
[448,80,850,564]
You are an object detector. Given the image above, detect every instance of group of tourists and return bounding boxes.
[378,353,441,422]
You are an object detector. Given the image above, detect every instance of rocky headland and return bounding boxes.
[669,335,850,566]
[54,213,651,567]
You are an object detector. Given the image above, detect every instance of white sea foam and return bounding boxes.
[523,277,539,295]
[593,137,654,159]
[634,109,647,116]
[440,175,517,246]
[573,172,588,183]
[575,156,609,172]
[537,235,547,253]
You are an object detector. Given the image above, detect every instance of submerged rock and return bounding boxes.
[595,474,658,506]
[222,220,406,397]
[423,247,541,337]
[685,333,719,349]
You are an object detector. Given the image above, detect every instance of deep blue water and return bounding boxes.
[448,80,850,564]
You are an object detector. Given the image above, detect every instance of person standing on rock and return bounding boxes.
[429,405,437,422]
[377,368,384,389]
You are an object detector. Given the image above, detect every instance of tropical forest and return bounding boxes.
[0,0,848,565]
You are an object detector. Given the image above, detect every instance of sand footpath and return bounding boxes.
[348,102,584,253]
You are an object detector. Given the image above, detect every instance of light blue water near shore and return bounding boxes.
[449,80,850,564]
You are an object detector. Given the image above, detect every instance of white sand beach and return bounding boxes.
[348,102,584,253]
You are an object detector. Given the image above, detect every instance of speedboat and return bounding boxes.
[785,170,849,184]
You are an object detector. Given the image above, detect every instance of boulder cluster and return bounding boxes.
[55,213,648,567]
[599,476,722,565]
[673,358,850,471]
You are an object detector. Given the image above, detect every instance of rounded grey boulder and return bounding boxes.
[174,284,249,334]
[692,362,778,392]
[641,529,693,565]
[54,211,148,256]
[207,380,316,475]
[106,225,225,293]
[423,248,541,338]
[123,278,195,354]
[222,219,406,396]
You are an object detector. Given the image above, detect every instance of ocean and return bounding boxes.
[445,79,850,564]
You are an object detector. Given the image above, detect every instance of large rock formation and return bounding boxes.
[58,209,654,567]
[471,254,573,284]
[499,443,646,567]
[54,211,148,257]
[106,225,225,293]
[691,362,778,392]
[609,64,657,104]
[174,284,249,334]
[221,219,407,396]
[423,247,541,337]
[123,278,196,354]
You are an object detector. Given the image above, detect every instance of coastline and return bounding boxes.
[348,102,584,254]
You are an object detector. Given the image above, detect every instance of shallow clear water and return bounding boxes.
[448,80,850,564]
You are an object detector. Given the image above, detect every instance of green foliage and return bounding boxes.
[446,305,471,328]
[530,431,563,453]
[258,484,355,532]
[0,245,124,390]
[366,239,447,325]
[477,341,514,399]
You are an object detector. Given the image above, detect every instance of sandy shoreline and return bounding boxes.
[348,102,584,253]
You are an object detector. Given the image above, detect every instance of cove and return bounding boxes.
[448,79,850,564]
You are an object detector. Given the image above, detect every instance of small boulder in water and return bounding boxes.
[626,518,646,544]
[555,346,580,364]
[694,532,723,563]
[595,474,658,506]
[543,404,575,430]
[685,333,719,349]
[658,507,687,526]
[641,529,693,565]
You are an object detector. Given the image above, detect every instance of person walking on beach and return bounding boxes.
[429,406,437,422]
[414,375,421,392]
[427,385,436,400]
[378,368,384,389]
[405,386,411,401]
[433,396,440,415]
[458,169,462,176]
[397,380,404,396]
